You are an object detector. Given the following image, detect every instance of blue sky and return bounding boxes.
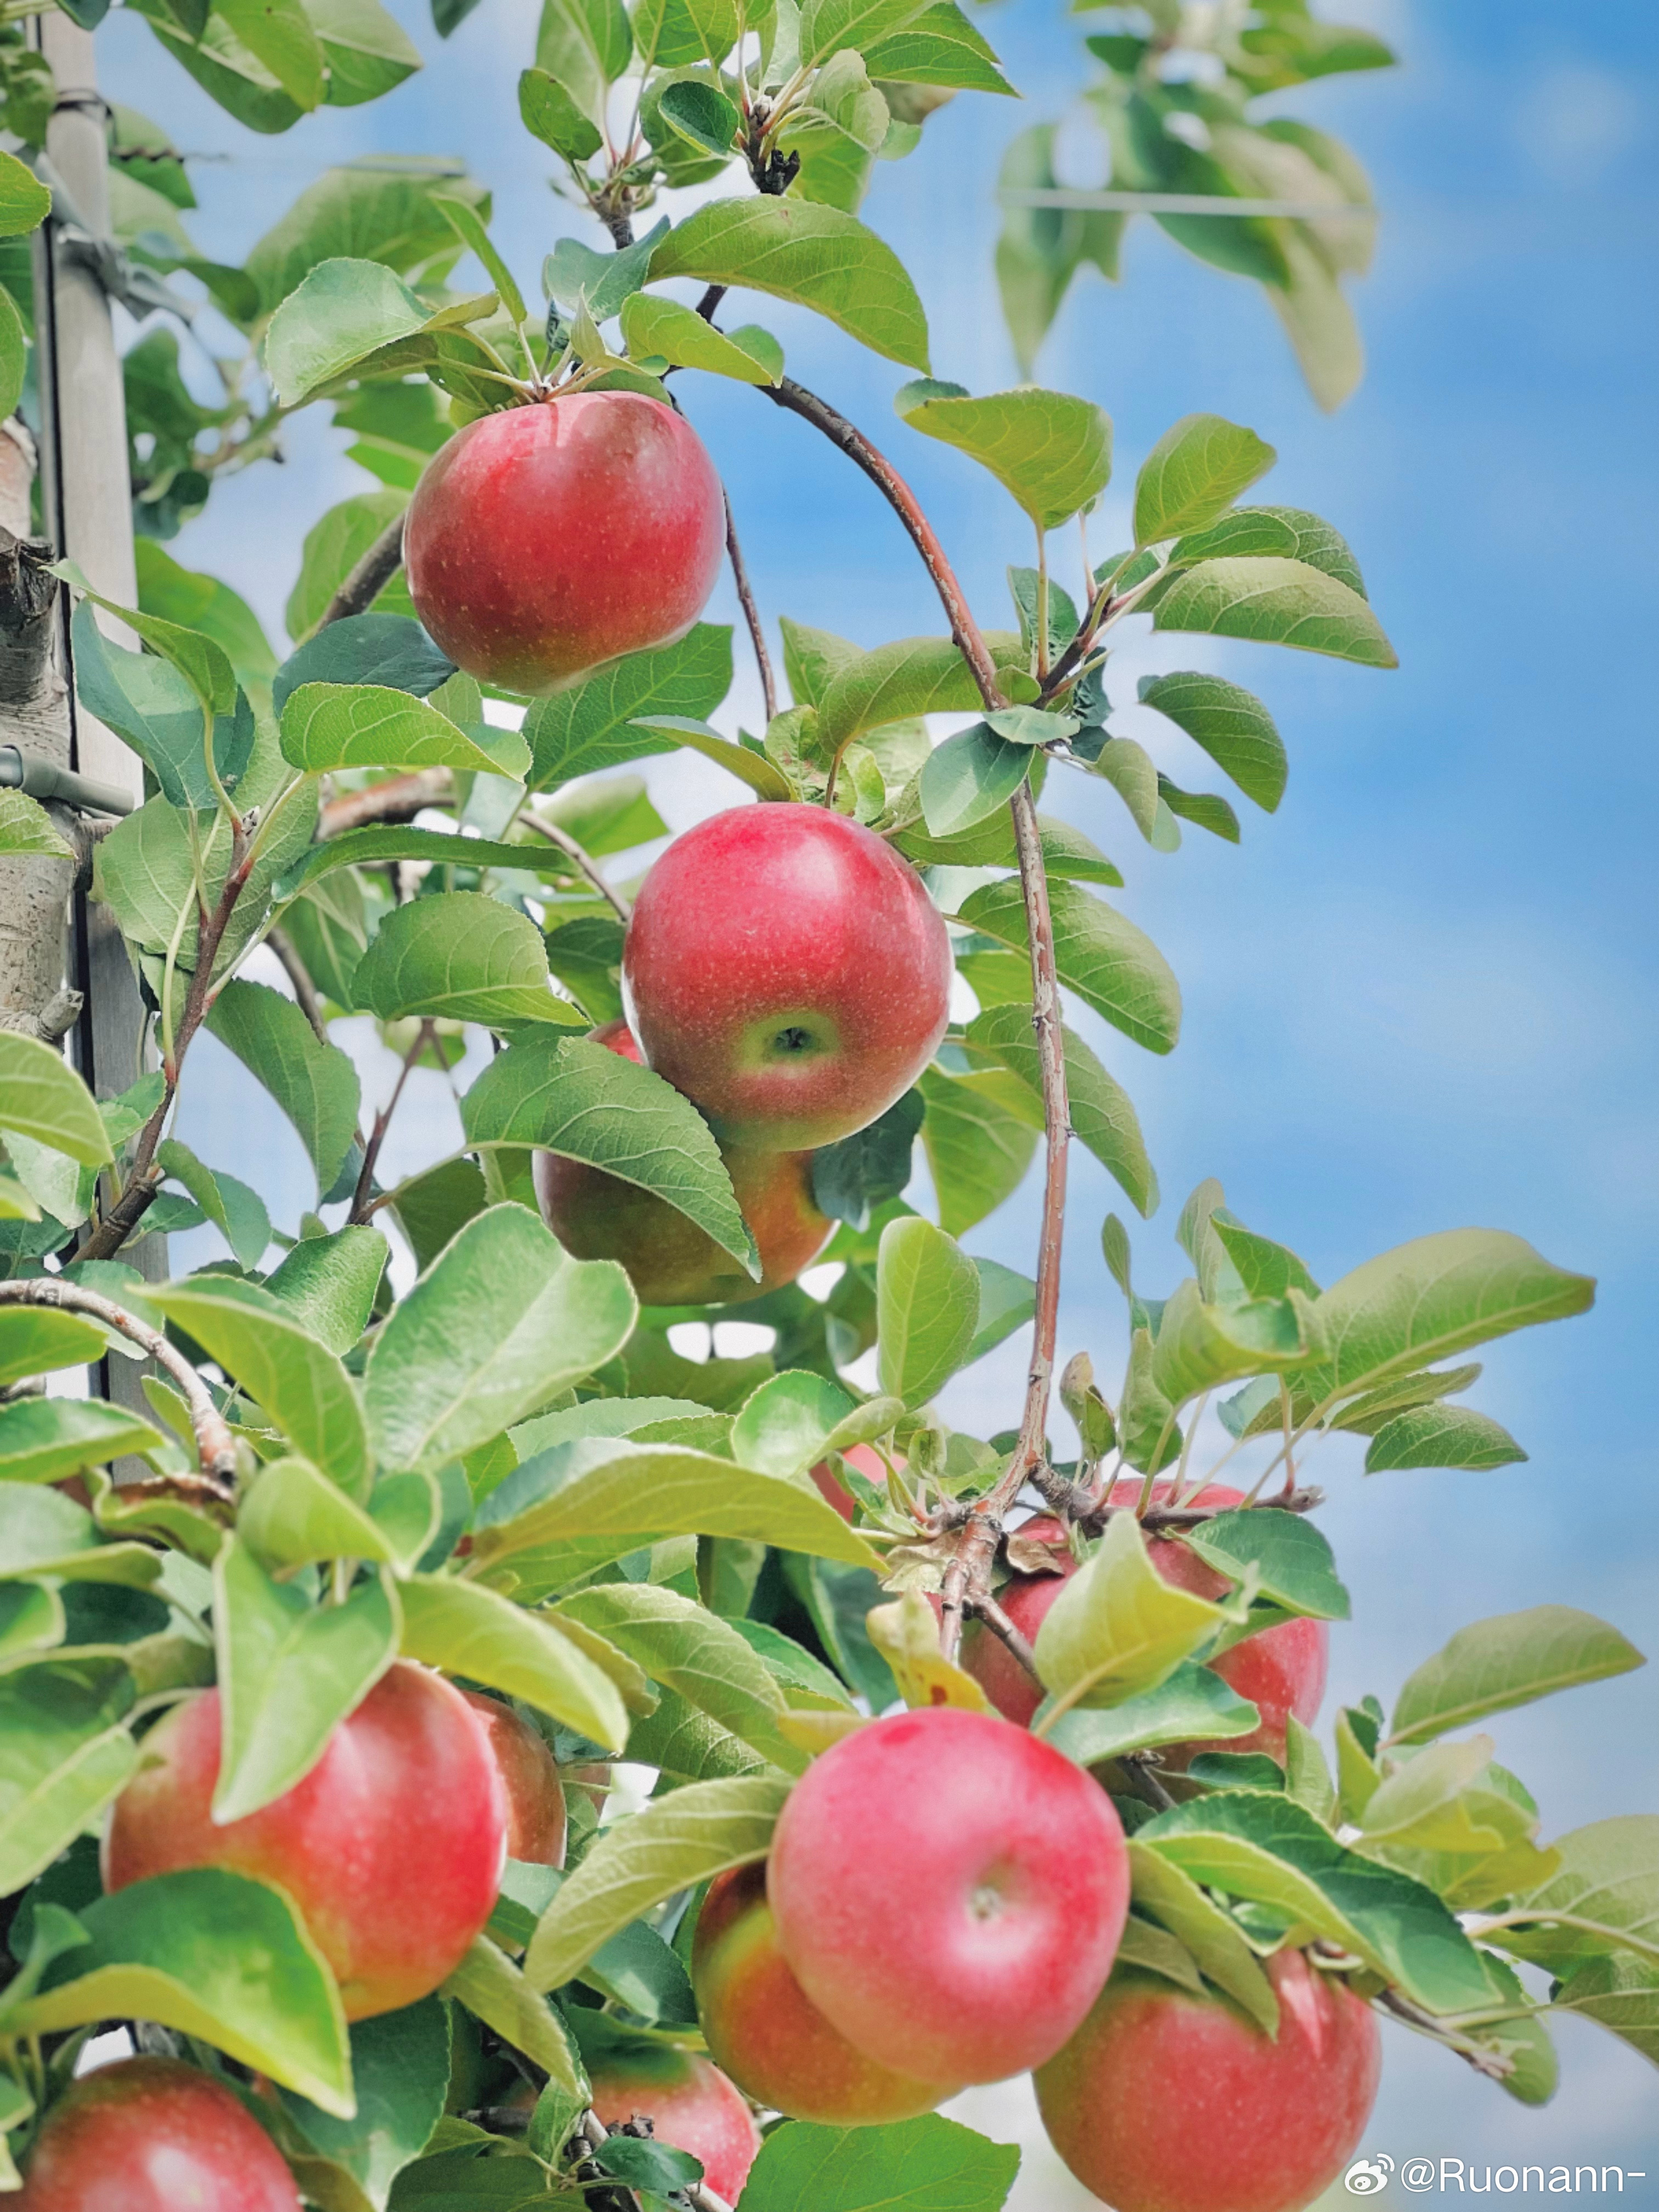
[108,0,1658,2188]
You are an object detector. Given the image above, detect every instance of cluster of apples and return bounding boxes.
[537,799,955,1307]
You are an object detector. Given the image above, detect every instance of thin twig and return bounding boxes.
[0,1278,236,1489]
[723,489,775,723]
[516,809,631,921]
[317,766,454,839]
[968,1590,1041,1684]
[1373,1984,1515,2081]
[268,925,329,1043]
[318,515,406,630]
[351,1020,433,1223]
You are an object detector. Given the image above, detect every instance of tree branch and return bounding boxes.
[516,808,631,921]
[267,923,329,1042]
[967,1589,1041,1684]
[351,1018,432,1223]
[0,1277,236,1489]
[317,766,454,840]
[723,490,775,724]
[318,515,405,630]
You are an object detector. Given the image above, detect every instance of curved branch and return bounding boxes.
[516,809,631,921]
[318,515,406,630]
[0,1277,237,1490]
[723,491,775,724]
[317,766,454,840]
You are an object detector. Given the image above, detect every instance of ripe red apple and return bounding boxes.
[461,1691,565,1867]
[622,803,953,1150]
[16,2057,300,2212]
[960,1489,1329,1757]
[534,1020,831,1305]
[767,1706,1130,2085]
[404,392,725,693]
[588,2045,760,2204]
[692,1861,955,2124]
[1035,1949,1381,2212]
[103,1662,506,2020]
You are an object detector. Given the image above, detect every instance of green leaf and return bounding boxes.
[1166,505,1367,597]
[1125,1840,1278,2033]
[352,891,580,1030]
[656,76,741,158]
[625,714,795,800]
[518,65,604,159]
[535,0,632,127]
[524,624,732,791]
[281,682,528,780]
[863,1,1013,94]
[917,1065,1037,1238]
[523,1774,791,1991]
[777,52,890,215]
[957,878,1181,1056]
[0,1308,105,1391]
[1494,1817,1659,1980]
[1142,1791,1494,2014]
[239,1455,393,1572]
[467,1439,882,1571]
[555,1581,804,1772]
[272,613,455,716]
[432,194,525,328]
[965,1256,1035,1367]
[264,1228,390,1356]
[0,1656,136,1892]
[0,1398,163,1485]
[156,1138,271,1270]
[797,0,928,69]
[740,2111,1019,2209]
[264,258,489,405]
[69,603,252,815]
[311,0,424,107]
[917,723,1029,838]
[1032,1511,1227,1720]
[1177,1509,1350,1621]
[148,1276,371,1496]
[730,1369,867,1479]
[650,198,930,371]
[1141,672,1291,814]
[213,1538,398,1821]
[1388,1607,1645,1748]
[214,0,324,105]
[1044,1662,1261,1768]
[364,1205,634,1470]
[398,1574,629,1750]
[967,1005,1157,1217]
[1308,1230,1596,1400]
[894,379,1110,532]
[441,1933,588,2091]
[206,980,362,1200]
[1158,776,1239,844]
[1364,1404,1526,1473]
[894,811,1118,885]
[1550,1950,1659,2069]
[5,1869,353,2114]
[1133,413,1276,545]
[280,1996,451,2208]
[246,163,488,315]
[460,1032,756,1272]
[286,490,409,644]
[0,788,72,861]
[0,149,50,237]
[876,1214,980,1408]
[0,1033,112,1166]
[620,291,782,386]
[1153,556,1397,669]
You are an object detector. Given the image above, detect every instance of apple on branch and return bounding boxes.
[15,2057,301,2212]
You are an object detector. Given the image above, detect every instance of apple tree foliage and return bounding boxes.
[0,2,1652,2207]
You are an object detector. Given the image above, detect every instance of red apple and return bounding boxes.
[404,393,725,693]
[692,1861,955,2124]
[960,1489,1329,1758]
[103,1662,506,2021]
[16,2057,300,2212]
[622,803,953,1150]
[766,1706,1130,2085]
[534,1019,831,1305]
[1035,1949,1381,2212]
[807,1442,889,1523]
[588,2045,760,2204]
[461,1691,566,1867]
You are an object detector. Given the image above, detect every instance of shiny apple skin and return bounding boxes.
[16,2058,301,2212]
[533,1019,832,1305]
[1035,1950,1381,2212]
[693,1862,955,2124]
[404,393,725,693]
[622,803,953,1150]
[588,2046,760,2204]
[101,1663,506,2021]
[460,1691,566,1867]
[961,1491,1329,1756]
[767,1706,1130,2085]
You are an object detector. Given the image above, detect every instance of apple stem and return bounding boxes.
[723,489,776,723]
[0,1276,239,1488]
[749,371,1072,1659]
